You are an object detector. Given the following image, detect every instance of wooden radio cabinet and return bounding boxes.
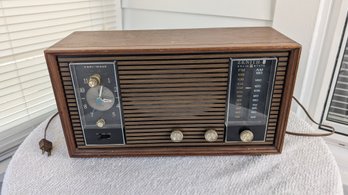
[45,27,301,157]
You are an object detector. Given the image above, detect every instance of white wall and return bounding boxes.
[273,0,321,100]
[122,0,275,29]
[121,0,335,121]
[272,0,333,118]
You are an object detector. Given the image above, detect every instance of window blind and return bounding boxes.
[0,0,121,136]
[327,40,348,125]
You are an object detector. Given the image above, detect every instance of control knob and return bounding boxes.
[96,118,106,128]
[240,129,254,142]
[88,74,101,88]
[204,129,218,142]
[170,129,184,142]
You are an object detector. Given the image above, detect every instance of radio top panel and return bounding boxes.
[44,27,300,55]
[45,27,301,157]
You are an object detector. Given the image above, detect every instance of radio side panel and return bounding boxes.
[45,53,78,156]
[274,48,301,153]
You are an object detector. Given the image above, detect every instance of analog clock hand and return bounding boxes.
[98,85,103,98]
[101,98,113,103]
[96,86,104,105]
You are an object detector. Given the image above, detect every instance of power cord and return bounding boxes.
[39,112,59,156]
[286,96,335,137]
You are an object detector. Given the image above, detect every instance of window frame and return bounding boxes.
[321,13,348,135]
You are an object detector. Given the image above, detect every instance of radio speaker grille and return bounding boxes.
[118,58,229,145]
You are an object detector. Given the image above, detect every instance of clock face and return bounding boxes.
[86,85,116,111]
[69,62,125,145]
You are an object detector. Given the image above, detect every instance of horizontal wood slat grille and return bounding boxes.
[117,57,229,145]
[58,66,85,147]
[266,58,287,142]
[58,52,289,148]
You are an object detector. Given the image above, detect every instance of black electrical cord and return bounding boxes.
[43,112,59,140]
[39,112,59,156]
[286,96,335,137]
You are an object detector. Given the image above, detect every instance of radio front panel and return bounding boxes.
[57,52,288,149]
[45,27,301,156]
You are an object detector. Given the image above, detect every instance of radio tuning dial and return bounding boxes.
[240,130,254,142]
[96,118,106,128]
[170,129,184,142]
[88,74,101,88]
[204,129,218,142]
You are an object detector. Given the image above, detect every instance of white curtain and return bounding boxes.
[0,0,122,160]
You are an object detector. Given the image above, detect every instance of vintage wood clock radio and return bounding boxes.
[45,27,301,157]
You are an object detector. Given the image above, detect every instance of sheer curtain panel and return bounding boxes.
[0,0,122,160]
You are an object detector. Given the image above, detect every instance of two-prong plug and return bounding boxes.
[39,139,52,156]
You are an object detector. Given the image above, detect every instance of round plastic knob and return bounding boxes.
[170,129,184,142]
[96,118,106,128]
[240,129,254,142]
[204,129,218,142]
